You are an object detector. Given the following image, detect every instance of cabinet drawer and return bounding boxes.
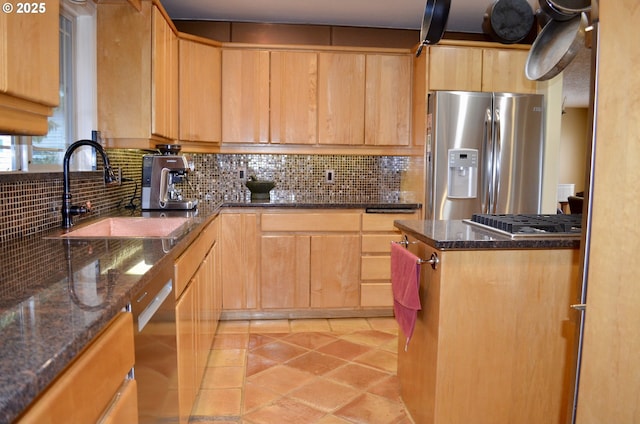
[261,212,360,232]
[175,217,218,297]
[18,313,135,424]
[362,234,401,253]
[361,256,391,280]
[361,283,393,307]
[362,212,419,231]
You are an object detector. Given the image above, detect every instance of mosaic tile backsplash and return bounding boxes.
[0,150,420,243]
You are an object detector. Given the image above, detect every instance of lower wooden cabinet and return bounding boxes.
[220,209,418,315]
[174,217,220,424]
[17,312,137,423]
[360,211,420,307]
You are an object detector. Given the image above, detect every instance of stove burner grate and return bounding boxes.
[471,214,582,234]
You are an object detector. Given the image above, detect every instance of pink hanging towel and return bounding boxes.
[390,242,422,351]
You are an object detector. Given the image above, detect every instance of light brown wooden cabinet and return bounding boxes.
[397,233,579,424]
[365,54,412,146]
[17,312,137,423]
[317,52,366,145]
[428,44,536,94]
[270,51,319,144]
[0,0,59,135]
[97,1,178,147]
[220,212,259,310]
[174,216,220,424]
[178,37,221,144]
[221,49,270,144]
[360,211,420,307]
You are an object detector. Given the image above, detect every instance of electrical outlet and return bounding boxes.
[325,169,335,184]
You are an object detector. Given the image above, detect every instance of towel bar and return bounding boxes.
[392,237,439,269]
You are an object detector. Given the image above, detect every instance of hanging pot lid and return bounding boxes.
[525,12,588,81]
[416,0,451,57]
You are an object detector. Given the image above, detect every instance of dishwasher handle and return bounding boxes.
[138,279,172,332]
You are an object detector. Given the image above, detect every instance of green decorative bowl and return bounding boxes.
[245,180,275,200]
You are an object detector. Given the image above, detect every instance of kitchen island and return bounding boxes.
[0,199,418,423]
[393,219,581,424]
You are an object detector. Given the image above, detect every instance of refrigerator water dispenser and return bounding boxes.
[447,148,478,199]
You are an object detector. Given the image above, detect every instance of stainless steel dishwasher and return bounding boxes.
[129,259,178,423]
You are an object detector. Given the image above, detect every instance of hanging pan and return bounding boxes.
[547,0,591,14]
[525,12,588,81]
[416,0,451,57]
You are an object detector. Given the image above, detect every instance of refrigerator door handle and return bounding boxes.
[482,108,493,214]
[492,108,502,214]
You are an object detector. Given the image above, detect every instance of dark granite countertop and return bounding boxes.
[0,199,420,423]
[394,219,581,250]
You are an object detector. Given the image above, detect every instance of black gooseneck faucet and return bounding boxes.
[61,139,118,229]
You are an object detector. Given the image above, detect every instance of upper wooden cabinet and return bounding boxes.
[270,51,318,145]
[317,52,366,145]
[220,47,414,150]
[179,37,221,143]
[365,54,412,146]
[428,44,536,94]
[221,49,270,143]
[97,1,178,147]
[0,0,59,135]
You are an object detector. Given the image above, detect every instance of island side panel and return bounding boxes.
[398,240,580,424]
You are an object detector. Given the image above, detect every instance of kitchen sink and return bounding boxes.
[46,217,191,239]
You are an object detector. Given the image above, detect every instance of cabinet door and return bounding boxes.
[310,234,360,307]
[151,6,178,140]
[270,51,318,144]
[429,45,483,91]
[176,285,196,424]
[365,54,412,146]
[220,213,258,309]
[318,52,366,145]
[221,49,269,143]
[179,39,221,143]
[261,235,311,308]
[0,0,59,135]
[482,49,537,93]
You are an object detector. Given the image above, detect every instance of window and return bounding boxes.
[0,1,97,172]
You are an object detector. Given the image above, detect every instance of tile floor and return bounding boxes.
[189,317,414,424]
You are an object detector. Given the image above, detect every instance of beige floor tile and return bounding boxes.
[192,388,242,417]
[339,330,397,348]
[211,333,250,350]
[250,340,308,363]
[201,366,244,389]
[243,397,325,424]
[242,381,282,414]
[247,364,316,395]
[283,332,338,350]
[328,318,371,333]
[285,351,347,376]
[325,363,389,390]
[366,317,399,334]
[315,415,353,424]
[334,393,409,424]
[290,318,331,332]
[317,338,372,361]
[207,348,246,367]
[288,378,360,412]
[217,320,250,334]
[249,319,291,333]
[354,349,398,373]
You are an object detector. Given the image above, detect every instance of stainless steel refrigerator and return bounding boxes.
[425,90,545,220]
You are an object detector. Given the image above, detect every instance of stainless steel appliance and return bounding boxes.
[425,90,545,220]
[130,260,178,423]
[141,145,197,210]
[465,213,582,239]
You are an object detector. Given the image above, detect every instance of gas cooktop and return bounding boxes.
[464,214,583,239]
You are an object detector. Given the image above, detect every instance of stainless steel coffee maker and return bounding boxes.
[141,145,197,210]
